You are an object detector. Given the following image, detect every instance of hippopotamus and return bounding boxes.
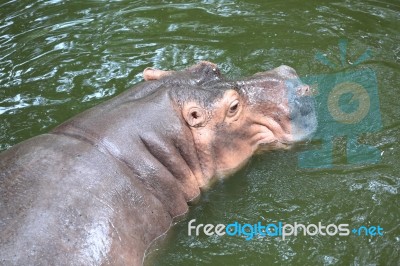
[0,61,316,265]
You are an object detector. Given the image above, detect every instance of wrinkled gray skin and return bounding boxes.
[0,61,317,265]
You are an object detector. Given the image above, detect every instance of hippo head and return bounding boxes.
[143,61,317,180]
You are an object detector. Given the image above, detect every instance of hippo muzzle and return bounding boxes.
[236,65,317,150]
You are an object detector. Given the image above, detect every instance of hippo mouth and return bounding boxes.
[256,140,292,151]
[256,108,317,151]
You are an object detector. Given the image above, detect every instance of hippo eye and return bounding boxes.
[228,100,240,115]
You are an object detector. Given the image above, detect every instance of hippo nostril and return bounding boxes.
[297,85,311,96]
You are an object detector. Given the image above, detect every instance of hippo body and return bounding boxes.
[0,62,317,265]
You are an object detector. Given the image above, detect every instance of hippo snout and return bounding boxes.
[287,78,317,142]
[236,65,317,147]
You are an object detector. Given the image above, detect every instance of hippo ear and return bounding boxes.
[183,104,207,128]
[143,67,175,81]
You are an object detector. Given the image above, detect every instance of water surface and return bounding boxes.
[0,0,399,265]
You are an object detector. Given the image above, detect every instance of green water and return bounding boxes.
[1,0,399,265]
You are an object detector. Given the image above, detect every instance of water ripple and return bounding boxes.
[0,93,70,115]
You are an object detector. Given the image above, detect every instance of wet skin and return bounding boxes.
[0,61,316,265]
